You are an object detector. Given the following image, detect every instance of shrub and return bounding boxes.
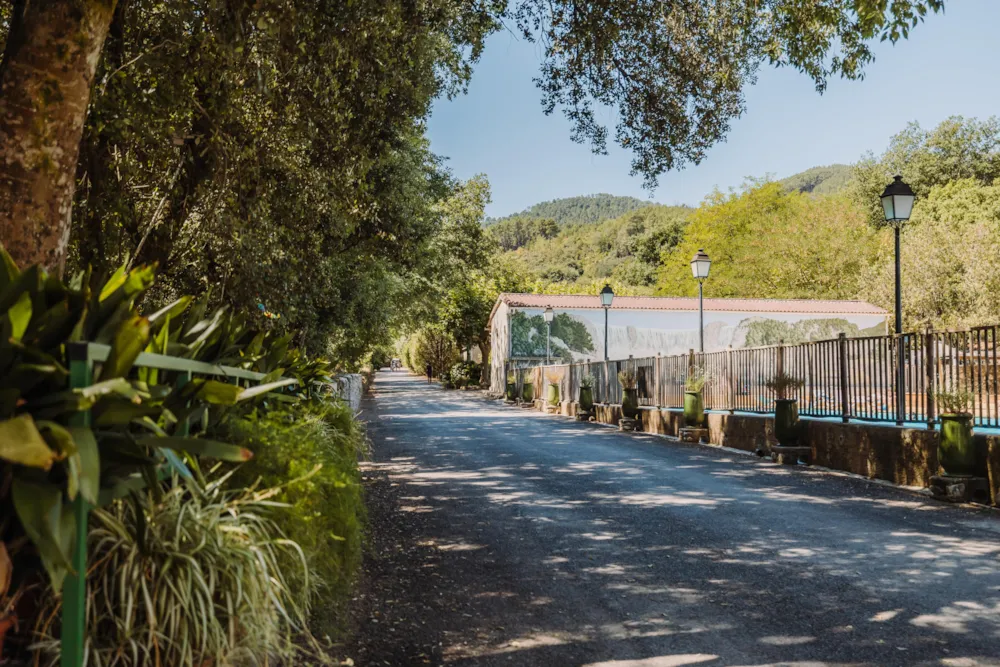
[32,476,316,666]
[449,362,471,388]
[218,398,367,631]
[580,374,595,389]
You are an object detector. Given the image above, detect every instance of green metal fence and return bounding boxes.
[59,342,295,667]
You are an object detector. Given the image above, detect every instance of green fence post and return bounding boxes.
[62,343,92,667]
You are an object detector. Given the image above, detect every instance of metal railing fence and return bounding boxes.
[505,324,1000,429]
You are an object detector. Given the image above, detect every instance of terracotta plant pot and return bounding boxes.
[579,387,594,411]
[774,398,800,446]
[546,383,560,405]
[522,383,534,402]
[621,388,639,419]
[939,412,976,475]
[683,391,704,427]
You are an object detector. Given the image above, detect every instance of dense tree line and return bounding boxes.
[487,194,655,227]
[0,0,947,369]
[498,116,1000,334]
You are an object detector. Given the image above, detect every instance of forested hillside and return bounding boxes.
[498,204,689,290]
[487,194,655,226]
[780,164,853,195]
[491,117,1000,333]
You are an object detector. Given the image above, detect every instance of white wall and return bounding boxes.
[506,306,886,362]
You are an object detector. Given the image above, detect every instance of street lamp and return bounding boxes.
[690,249,711,353]
[543,307,554,364]
[881,175,915,424]
[600,284,614,361]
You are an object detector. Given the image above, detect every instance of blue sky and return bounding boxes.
[427,1,998,218]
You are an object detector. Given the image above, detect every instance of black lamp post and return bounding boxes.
[544,307,554,364]
[600,284,614,361]
[881,175,915,424]
[690,249,712,353]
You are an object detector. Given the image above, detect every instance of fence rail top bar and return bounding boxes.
[85,342,269,381]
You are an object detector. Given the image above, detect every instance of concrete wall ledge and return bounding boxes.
[524,400,999,505]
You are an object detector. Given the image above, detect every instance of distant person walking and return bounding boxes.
[425,363,433,382]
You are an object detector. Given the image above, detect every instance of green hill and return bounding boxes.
[780,164,853,195]
[486,194,655,227]
[499,204,690,287]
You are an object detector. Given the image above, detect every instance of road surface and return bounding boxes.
[349,371,1000,666]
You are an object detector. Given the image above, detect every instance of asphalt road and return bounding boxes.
[355,371,1000,667]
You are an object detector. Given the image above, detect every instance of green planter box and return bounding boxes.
[579,387,594,411]
[622,388,639,419]
[939,413,976,475]
[522,383,534,402]
[683,391,704,427]
[774,398,800,446]
[505,382,516,400]
[546,383,560,405]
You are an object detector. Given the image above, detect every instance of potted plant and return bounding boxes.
[765,372,805,445]
[522,381,534,402]
[505,373,517,401]
[545,370,561,406]
[618,369,639,420]
[683,367,708,427]
[936,389,976,476]
[579,374,595,412]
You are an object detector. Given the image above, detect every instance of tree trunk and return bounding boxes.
[0,0,117,274]
[478,338,490,386]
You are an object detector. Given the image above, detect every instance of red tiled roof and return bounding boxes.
[494,293,887,316]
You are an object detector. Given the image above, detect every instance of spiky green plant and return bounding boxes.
[31,474,323,666]
[684,367,709,393]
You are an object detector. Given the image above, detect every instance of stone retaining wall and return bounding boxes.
[527,398,999,504]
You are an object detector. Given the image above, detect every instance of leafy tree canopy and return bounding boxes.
[850,116,1000,227]
[656,180,880,300]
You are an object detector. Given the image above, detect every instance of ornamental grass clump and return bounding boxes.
[219,398,367,630]
[617,369,637,390]
[765,372,804,400]
[32,475,319,666]
[937,388,974,416]
[684,367,709,393]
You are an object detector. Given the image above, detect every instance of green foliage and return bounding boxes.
[220,398,365,628]
[684,367,709,393]
[33,476,316,666]
[409,326,460,377]
[486,194,655,227]
[858,179,1000,329]
[512,0,944,188]
[850,116,1000,228]
[780,164,853,195]
[657,181,879,301]
[505,204,689,289]
[490,216,559,251]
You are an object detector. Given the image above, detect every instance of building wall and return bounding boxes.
[503,306,887,363]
